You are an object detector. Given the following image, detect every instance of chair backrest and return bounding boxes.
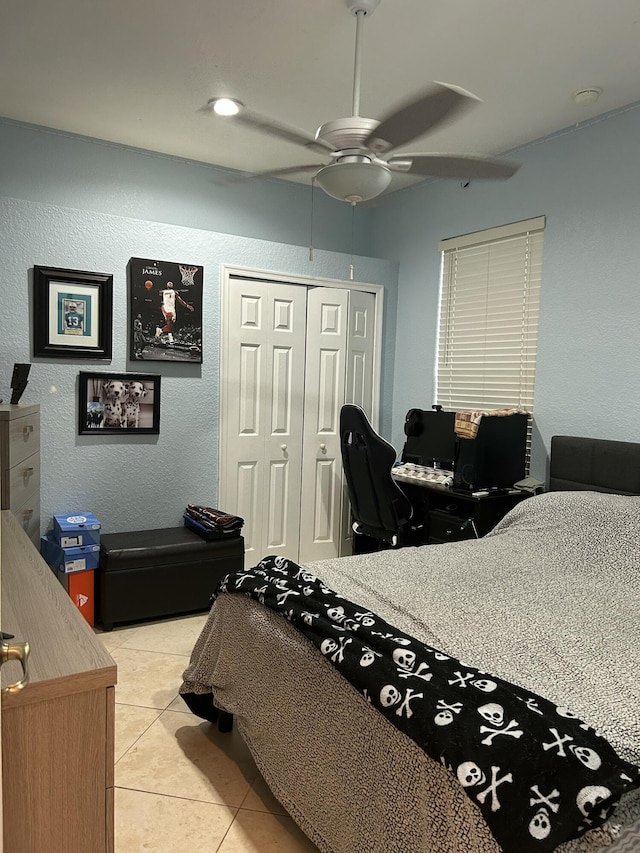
[339,404,413,545]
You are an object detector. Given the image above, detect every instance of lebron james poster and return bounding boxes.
[128,257,203,363]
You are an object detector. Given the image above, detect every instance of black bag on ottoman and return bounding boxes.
[98,526,244,630]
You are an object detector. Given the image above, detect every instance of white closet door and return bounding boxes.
[345,289,376,413]
[222,280,307,564]
[298,287,349,563]
[340,288,377,555]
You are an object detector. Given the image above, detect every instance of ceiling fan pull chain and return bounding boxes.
[349,201,356,280]
[309,176,316,261]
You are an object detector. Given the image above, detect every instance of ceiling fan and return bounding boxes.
[206,0,519,204]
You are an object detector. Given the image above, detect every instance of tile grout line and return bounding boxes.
[115,783,245,812]
[114,703,163,765]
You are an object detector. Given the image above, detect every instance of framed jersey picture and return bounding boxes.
[128,258,203,363]
[33,266,113,359]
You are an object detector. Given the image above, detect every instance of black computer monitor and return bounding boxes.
[401,409,457,470]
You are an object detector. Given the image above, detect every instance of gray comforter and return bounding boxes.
[181,491,640,852]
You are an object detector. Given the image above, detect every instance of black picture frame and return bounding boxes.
[78,372,161,435]
[33,266,113,359]
[128,257,203,363]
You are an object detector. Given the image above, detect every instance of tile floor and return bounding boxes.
[97,612,321,853]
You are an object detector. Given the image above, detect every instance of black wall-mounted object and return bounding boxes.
[10,363,31,405]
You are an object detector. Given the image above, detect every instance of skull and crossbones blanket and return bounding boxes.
[198,554,640,853]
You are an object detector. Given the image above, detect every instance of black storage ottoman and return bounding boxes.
[98,526,244,630]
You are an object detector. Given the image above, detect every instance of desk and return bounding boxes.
[391,474,528,544]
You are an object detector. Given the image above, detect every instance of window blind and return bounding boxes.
[436,217,544,416]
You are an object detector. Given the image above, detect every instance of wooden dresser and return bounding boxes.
[1,510,117,852]
[0,403,40,545]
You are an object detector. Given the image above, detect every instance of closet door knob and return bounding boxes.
[320,443,327,453]
[281,444,287,452]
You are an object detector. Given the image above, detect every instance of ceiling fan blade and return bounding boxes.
[365,83,480,155]
[223,164,325,184]
[388,153,520,180]
[231,109,335,156]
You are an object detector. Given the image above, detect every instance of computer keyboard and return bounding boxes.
[392,462,454,487]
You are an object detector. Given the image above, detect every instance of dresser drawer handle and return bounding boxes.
[23,424,34,435]
[1,640,31,694]
[22,466,34,476]
[21,508,34,524]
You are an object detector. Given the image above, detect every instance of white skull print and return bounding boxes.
[478,703,505,726]
[472,678,498,693]
[354,610,376,627]
[457,761,486,788]
[529,808,552,840]
[327,606,346,623]
[359,648,380,667]
[570,744,602,771]
[576,785,612,818]
[380,684,401,708]
[320,638,338,656]
[392,648,416,671]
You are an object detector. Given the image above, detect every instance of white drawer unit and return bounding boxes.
[0,403,40,544]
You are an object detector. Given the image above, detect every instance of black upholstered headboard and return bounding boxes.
[549,435,640,495]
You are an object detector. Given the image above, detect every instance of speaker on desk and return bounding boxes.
[453,413,528,491]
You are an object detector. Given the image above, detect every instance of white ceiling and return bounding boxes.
[2,0,640,197]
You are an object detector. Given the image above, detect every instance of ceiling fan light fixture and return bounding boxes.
[210,97,243,116]
[315,161,391,203]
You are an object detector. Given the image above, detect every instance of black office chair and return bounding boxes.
[340,404,418,549]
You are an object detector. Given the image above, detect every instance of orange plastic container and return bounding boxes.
[58,569,95,627]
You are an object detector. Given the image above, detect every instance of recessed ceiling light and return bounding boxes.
[209,98,243,116]
[572,87,603,106]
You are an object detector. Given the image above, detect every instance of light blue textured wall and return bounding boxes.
[1,194,397,535]
[0,118,374,257]
[371,103,640,479]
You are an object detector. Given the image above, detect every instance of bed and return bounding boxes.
[181,435,640,852]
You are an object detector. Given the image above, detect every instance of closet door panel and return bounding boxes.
[341,289,377,555]
[223,280,306,563]
[263,286,306,561]
[224,285,267,562]
[345,289,375,414]
[299,288,348,563]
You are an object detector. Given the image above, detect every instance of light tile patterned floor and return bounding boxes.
[97,613,320,853]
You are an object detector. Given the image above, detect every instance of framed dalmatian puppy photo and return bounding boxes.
[78,371,160,435]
